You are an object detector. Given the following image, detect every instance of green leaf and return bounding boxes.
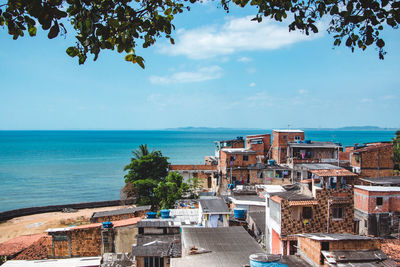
[125,54,134,62]
[66,47,79,57]
[48,23,59,39]
[28,26,37,37]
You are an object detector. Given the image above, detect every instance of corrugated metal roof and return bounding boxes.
[360,176,400,185]
[172,226,264,267]
[199,198,230,214]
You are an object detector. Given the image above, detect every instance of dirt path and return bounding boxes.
[0,205,130,243]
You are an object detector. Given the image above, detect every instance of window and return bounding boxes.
[243,155,249,161]
[332,207,343,219]
[144,257,164,267]
[376,197,383,206]
[294,136,301,141]
[302,207,312,219]
[283,135,287,140]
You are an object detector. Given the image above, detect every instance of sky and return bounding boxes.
[0,2,399,130]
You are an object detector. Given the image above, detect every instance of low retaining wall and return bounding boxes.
[0,199,135,222]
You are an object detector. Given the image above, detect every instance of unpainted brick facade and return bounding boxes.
[298,236,380,266]
[246,134,271,158]
[350,143,394,177]
[355,187,400,236]
[272,131,305,164]
[278,189,354,237]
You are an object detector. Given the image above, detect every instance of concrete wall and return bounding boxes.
[114,225,138,253]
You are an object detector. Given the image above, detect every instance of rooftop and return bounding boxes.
[273,129,304,133]
[169,165,218,171]
[0,234,47,257]
[321,250,388,265]
[101,253,134,267]
[47,217,141,232]
[91,205,151,219]
[247,211,266,233]
[229,195,265,203]
[132,234,181,257]
[137,219,180,228]
[360,176,400,185]
[288,141,341,148]
[310,168,357,177]
[355,185,400,192]
[221,148,256,154]
[171,226,264,267]
[0,257,101,267]
[199,198,230,214]
[271,191,314,202]
[298,233,373,241]
[295,163,342,170]
[352,142,393,153]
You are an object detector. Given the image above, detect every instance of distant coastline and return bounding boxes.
[165,126,399,132]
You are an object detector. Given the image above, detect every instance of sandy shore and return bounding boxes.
[0,205,130,243]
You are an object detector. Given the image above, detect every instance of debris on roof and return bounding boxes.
[101,253,135,267]
[132,234,181,257]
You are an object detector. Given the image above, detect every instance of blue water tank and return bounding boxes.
[228,183,235,189]
[102,222,113,229]
[268,159,275,166]
[234,208,246,219]
[249,254,288,267]
[305,140,312,144]
[160,209,170,219]
[297,140,302,143]
[146,212,157,219]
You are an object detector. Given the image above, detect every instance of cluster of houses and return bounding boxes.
[2,129,400,267]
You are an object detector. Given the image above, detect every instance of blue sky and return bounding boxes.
[1,2,399,130]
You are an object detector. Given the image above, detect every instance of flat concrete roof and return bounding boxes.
[298,233,373,241]
[273,129,304,133]
[221,148,256,154]
[295,163,342,170]
[355,185,400,192]
[288,141,341,148]
[1,257,101,267]
[360,176,400,185]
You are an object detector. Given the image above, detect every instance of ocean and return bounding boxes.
[0,130,396,212]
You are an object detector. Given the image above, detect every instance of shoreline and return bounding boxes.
[0,199,135,222]
[0,204,132,243]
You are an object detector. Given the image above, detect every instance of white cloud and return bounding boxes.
[249,82,256,87]
[238,56,252,62]
[299,89,309,94]
[360,98,373,103]
[160,16,323,59]
[149,65,223,84]
[382,95,396,100]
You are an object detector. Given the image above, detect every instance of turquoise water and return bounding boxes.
[0,130,396,212]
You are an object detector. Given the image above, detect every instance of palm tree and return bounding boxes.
[132,144,151,160]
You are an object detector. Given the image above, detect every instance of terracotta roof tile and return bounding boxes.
[310,169,357,177]
[288,200,318,206]
[270,195,282,204]
[0,234,46,257]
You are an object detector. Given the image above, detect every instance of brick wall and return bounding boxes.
[70,228,102,257]
[355,187,400,213]
[280,189,354,237]
[350,144,394,177]
[246,134,271,156]
[298,237,321,265]
[93,213,136,223]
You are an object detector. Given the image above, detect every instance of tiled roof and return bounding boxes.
[310,169,357,177]
[352,143,393,153]
[288,200,318,206]
[169,165,217,171]
[270,195,282,203]
[0,234,46,257]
